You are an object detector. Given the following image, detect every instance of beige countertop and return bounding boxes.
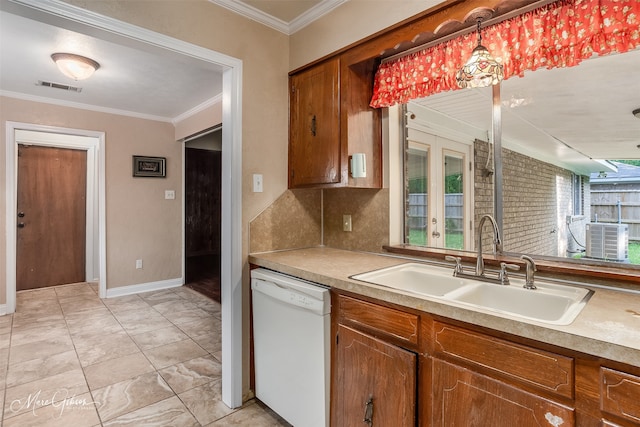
[249,247,640,367]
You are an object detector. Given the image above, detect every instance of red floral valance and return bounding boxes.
[370,0,640,108]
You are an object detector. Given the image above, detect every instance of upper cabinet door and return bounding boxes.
[289,58,341,188]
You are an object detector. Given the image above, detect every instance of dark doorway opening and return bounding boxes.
[184,130,222,302]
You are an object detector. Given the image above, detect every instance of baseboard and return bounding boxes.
[105,278,183,298]
[0,304,7,316]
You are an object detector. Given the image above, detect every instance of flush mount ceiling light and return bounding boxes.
[455,18,504,89]
[51,53,100,81]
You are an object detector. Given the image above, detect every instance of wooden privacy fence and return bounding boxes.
[408,193,463,233]
[590,189,640,241]
[410,189,640,241]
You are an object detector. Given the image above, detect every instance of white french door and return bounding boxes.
[406,131,473,250]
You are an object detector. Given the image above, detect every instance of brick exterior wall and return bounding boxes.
[474,140,590,258]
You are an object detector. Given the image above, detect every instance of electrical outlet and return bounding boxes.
[343,214,352,232]
[136,259,143,269]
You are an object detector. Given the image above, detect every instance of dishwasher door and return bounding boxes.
[251,268,330,427]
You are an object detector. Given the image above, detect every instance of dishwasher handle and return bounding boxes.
[252,278,328,315]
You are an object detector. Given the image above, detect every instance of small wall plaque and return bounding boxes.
[133,156,166,178]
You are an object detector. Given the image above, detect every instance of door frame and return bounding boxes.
[6,124,106,304]
[5,0,244,408]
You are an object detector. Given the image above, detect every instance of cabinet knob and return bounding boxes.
[363,395,373,426]
[311,114,317,136]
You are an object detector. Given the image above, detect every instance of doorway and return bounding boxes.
[406,132,474,251]
[3,1,243,408]
[16,145,87,290]
[6,124,105,311]
[184,128,222,302]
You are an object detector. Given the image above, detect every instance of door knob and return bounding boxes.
[17,222,25,228]
[17,212,25,217]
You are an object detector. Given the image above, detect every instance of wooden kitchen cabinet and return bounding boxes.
[289,54,382,189]
[600,367,640,426]
[332,294,418,426]
[431,321,575,426]
[433,358,574,426]
[334,324,416,426]
[289,58,341,188]
[324,289,640,427]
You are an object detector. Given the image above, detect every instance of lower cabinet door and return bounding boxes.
[432,358,575,426]
[334,324,417,427]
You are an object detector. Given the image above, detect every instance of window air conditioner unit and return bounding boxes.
[585,223,629,262]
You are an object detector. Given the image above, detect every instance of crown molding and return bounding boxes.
[172,94,223,125]
[289,0,348,34]
[1,90,223,124]
[4,0,241,66]
[1,90,174,122]
[208,0,348,35]
[3,0,235,123]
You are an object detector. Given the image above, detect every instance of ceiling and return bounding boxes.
[1,0,639,170]
[0,0,341,123]
[410,48,640,174]
[0,5,225,122]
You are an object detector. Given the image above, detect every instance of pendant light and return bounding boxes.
[51,53,100,81]
[455,18,504,89]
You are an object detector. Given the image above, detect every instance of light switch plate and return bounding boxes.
[253,174,263,193]
[165,190,175,200]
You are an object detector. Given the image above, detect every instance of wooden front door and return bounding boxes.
[16,145,87,290]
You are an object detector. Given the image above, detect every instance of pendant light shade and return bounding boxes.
[456,19,503,89]
[51,53,100,81]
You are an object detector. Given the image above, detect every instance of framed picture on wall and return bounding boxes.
[132,155,166,177]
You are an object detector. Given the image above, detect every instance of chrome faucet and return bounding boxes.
[444,215,515,285]
[520,255,537,290]
[475,214,503,277]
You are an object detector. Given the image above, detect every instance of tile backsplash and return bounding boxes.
[323,188,389,253]
[249,188,389,254]
[249,189,322,253]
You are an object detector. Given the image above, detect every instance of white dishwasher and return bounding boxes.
[251,268,331,427]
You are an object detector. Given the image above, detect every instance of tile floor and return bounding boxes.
[0,283,290,426]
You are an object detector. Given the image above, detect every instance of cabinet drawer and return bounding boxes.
[601,367,640,424]
[433,322,574,399]
[338,295,419,348]
[433,358,575,426]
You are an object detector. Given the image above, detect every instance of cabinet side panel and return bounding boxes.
[341,55,382,189]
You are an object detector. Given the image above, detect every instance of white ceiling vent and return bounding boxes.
[37,80,82,92]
